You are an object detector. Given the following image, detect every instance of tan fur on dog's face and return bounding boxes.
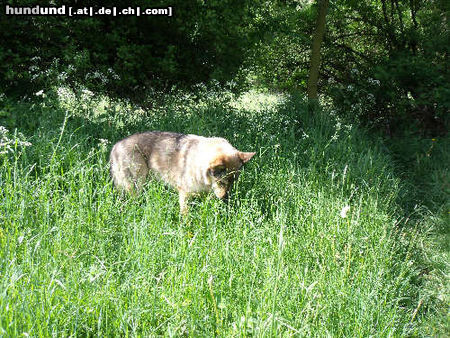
[208,154,241,200]
[208,151,255,200]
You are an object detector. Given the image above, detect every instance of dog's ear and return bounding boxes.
[239,152,256,164]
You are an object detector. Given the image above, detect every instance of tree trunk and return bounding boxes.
[307,0,329,100]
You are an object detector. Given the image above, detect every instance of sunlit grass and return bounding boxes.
[0,88,447,336]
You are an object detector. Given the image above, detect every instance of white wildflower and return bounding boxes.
[82,89,94,97]
[99,138,110,146]
[340,205,350,218]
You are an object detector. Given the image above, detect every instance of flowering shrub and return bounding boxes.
[0,126,31,155]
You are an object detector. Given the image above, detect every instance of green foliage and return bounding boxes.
[2,0,447,133]
[0,0,258,102]
[325,0,450,133]
[248,0,449,134]
[0,94,45,132]
[246,1,315,91]
[0,89,448,335]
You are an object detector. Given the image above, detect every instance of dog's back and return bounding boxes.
[111,131,187,191]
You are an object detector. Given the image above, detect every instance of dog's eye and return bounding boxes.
[212,166,226,177]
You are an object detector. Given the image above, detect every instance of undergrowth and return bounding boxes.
[0,88,448,336]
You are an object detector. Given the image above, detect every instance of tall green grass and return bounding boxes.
[0,88,447,336]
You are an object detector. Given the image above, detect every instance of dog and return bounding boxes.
[109,131,255,214]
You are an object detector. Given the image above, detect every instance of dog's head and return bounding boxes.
[207,142,255,200]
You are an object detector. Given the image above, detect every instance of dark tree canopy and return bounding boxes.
[0,0,256,101]
[0,0,448,133]
[249,0,449,133]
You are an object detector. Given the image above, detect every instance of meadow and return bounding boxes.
[0,88,448,336]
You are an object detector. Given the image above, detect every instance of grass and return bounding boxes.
[0,88,448,336]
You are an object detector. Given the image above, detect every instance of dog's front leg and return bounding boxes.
[178,190,188,215]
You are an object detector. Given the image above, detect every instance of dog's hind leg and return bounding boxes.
[110,144,149,193]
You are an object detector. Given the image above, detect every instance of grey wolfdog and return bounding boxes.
[110,131,255,214]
